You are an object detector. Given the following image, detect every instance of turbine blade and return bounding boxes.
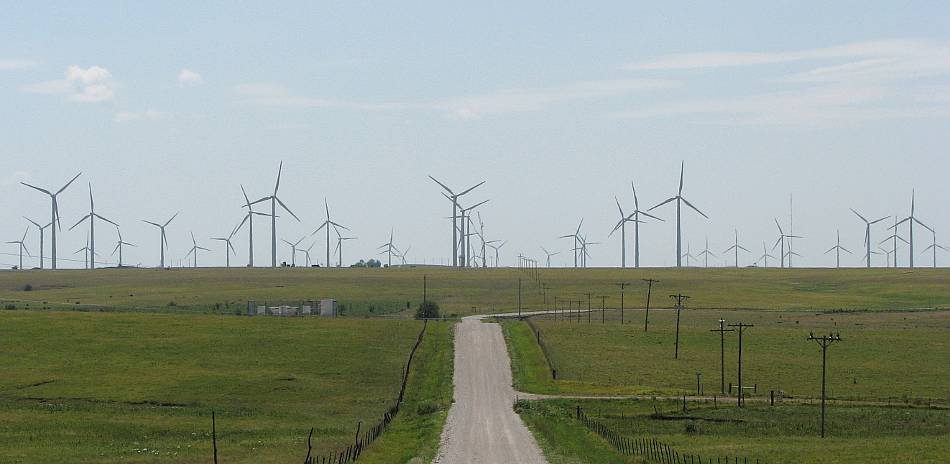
[649,197,676,212]
[20,182,52,196]
[458,180,486,197]
[56,172,83,195]
[428,176,454,195]
[164,212,179,227]
[850,208,868,223]
[275,197,300,221]
[680,197,708,219]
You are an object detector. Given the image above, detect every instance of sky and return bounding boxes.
[2,1,950,269]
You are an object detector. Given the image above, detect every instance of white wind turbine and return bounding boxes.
[624,182,662,268]
[487,240,507,267]
[697,238,716,268]
[377,229,400,267]
[541,246,560,267]
[429,176,485,268]
[7,228,31,270]
[23,217,52,269]
[235,184,271,267]
[211,224,240,268]
[282,236,306,267]
[249,162,301,267]
[850,208,888,269]
[142,212,178,268]
[890,191,931,268]
[649,162,708,268]
[921,229,949,268]
[334,232,357,267]
[74,234,95,269]
[879,215,908,268]
[311,199,349,269]
[112,227,135,268]
[68,184,118,270]
[772,218,801,269]
[184,232,211,268]
[559,219,584,268]
[21,172,82,270]
[723,229,751,268]
[824,229,853,268]
[756,242,775,268]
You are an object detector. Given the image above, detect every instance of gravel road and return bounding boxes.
[432,316,547,464]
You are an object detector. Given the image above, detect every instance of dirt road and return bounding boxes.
[432,316,547,463]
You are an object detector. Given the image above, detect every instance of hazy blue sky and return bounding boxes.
[3,1,950,268]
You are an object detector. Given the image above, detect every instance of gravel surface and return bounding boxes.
[432,316,548,464]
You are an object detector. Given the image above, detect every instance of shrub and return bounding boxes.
[22,284,32,291]
[684,420,704,435]
[415,300,440,319]
[4,304,15,310]
[416,401,439,415]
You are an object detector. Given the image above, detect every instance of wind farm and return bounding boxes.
[4,4,950,463]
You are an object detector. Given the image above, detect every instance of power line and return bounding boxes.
[710,319,735,394]
[808,331,843,438]
[728,322,754,407]
[669,293,689,359]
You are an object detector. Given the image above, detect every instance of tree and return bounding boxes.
[415,300,439,319]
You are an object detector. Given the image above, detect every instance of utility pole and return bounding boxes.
[576,300,582,323]
[669,293,690,359]
[585,292,592,323]
[553,296,558,322]
[423,274,427,302]
[600,295,607,323]
[518,278,522,318]
[728,322,754,407]
[808,332,842,438]
[710,319,734,394]
[616,282,628,325]
[642,278,659,332]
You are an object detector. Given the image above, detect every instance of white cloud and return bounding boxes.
[178,69,203,87]
[0,59,38,71]
[114,110,164,123]
[22,65,116,103]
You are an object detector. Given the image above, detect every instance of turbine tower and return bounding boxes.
[143,212,178,268]
[850,208,888,268]
[68,184,118,270]
[250,162,300,267]
[112,227,135,268]
[334,233,357,267]
[211,224,239,268]
[890,190,931,268]
[921,229,949,268]
[20,172,82,270]
[541,246,560,267]
[184,232,211,268]
[697,238,716,268]
[756,242,775,268]
[559,219,584,268]
[824,229,853,269]
[649,162,708,268]
[772,218,800,269]
[723,229,750,268]
[377,229,400,267]
[879,215,907,268]
[282,236,306,267]
[428,176,484,267]
[311,199,349,269]
[7,228,30,270]
[455,198,488,267]
[23,217,52,269]
[236,185,270,267]
[487,240,507,267]
[628,182,662,268]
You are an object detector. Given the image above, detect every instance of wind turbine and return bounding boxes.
[68,184,118,270]
[627,182,662,268]
[680,241,696,267]
[112,227,135,268]
[723,229,750,268]
[282,236,306,267]
[184,232,211,268]
[772,218,801,269]
[850,208,888,268]
[142,212,178,268]
[235,184,271,267]
[334,232,357,267]
[211,224,239,268]
[890,190,931,268]
[879,215,908,268]
[697,238,716,268]
[649,162,708,268]
[449,197,488,267]
[560,219,584,268]
[541,246,560,267]
[487,240,507,267]
[7,228,30,270]
[577,235,599,267]
[250,162,301,268]
[20,171,82,269]
[824,229,853,268]
[23,217,52,269]
[74,235,92,269]
[301,242,316,267]
[921,229,949,268]
[311,199,349,269]
[397,245,412,266]
[756,242,775,268]
[429,176,485,268]
[377,229,400,267]
[880,246,893,267]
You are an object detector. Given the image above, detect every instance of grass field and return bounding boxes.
[503,309,950,402]
[2,267,950,317]
[0,310,449,463]
[518,399,950,463]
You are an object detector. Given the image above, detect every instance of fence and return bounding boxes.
[524,317,559,379]
[575,406,762,464]
[303,319,429,464]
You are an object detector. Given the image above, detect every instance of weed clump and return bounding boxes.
[415,300,440,319]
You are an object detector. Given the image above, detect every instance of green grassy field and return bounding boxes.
[503,309,950,402]
[518,399,950,463]
[2,267,950,317]
[0,310,449,463]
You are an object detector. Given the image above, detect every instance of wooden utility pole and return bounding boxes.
[584,292,593,323]
[808,332,842,438]
[599,295,607,323]
[642,278,659,332]
[729,322,754,407]
[518,278,522,318]
[553,296,558,321]
[669,293,689,359]
[423,274,427,302]
[710,319,735,394]
[212,411,218,464]
[616,282,629,325]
